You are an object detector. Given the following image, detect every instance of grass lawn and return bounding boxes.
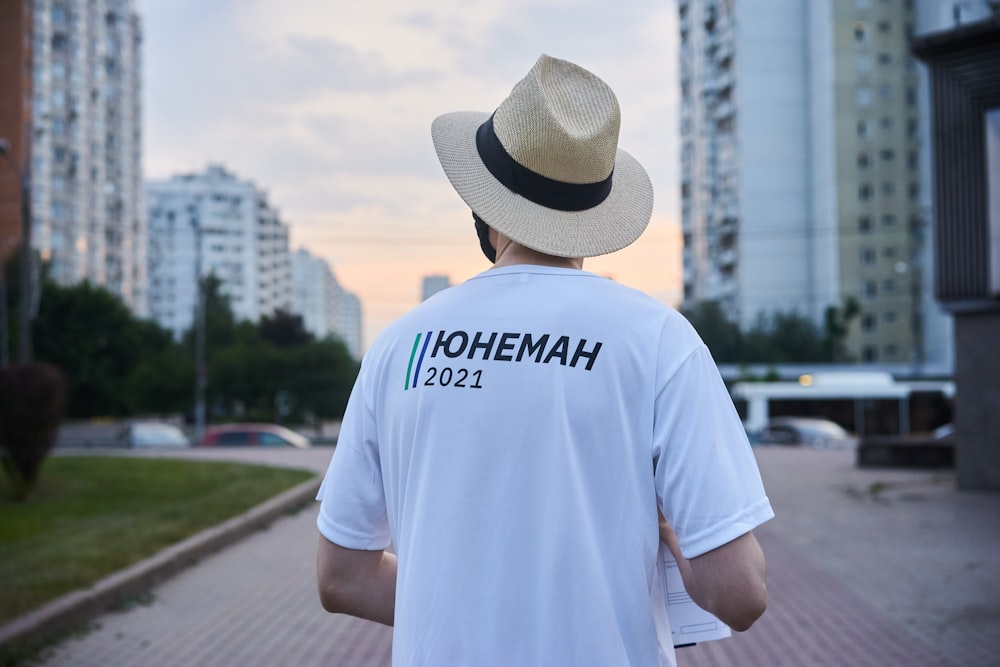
[0,456,315,626]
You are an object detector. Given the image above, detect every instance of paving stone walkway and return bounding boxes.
[26,447,1000,666]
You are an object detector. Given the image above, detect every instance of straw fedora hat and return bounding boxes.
[431,54,654,259]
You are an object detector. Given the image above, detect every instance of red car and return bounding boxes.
[199,423,312,448]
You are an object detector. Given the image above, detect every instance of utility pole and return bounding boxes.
[193,219,206,442]
[18,151,32,363]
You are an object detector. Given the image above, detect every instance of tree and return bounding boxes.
[742,311,826,363]
[260,309,313,348]
[822,297,861,362]
[683,299,840,365]
[286,338,358,422]
[32,280,174,417]
[0,363,67,500]
[182,274,243,352]
[680,301,742,362]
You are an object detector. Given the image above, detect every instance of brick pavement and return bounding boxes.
[20,447,1000,666]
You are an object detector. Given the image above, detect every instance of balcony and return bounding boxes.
[716,246,738,268]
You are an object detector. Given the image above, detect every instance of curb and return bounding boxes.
[0,476,322,653]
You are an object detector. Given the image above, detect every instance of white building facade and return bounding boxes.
[290,247,363,359]
[145,165,291,339]
[679,0,953,371]
[30,0,146,313]
[421,274,451,301]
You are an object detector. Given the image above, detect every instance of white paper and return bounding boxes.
[657,543,732,646]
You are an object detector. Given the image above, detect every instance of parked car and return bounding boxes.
[199,423,312,448]
[754,417,854,448]
[116,421,191,448]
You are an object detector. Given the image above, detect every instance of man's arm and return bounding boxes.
[316,535,397,626]
[659,513,767,632]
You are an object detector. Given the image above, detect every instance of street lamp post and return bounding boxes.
[0,136,34,364]
[192,219,206,442]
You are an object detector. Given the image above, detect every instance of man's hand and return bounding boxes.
[658,510,767,632]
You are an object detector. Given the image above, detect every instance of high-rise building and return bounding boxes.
[28,0,146,314]
[421,274,451,301]
[334,290,362,361]
[0,0,32,264]
[290,247,363,359]
[145,165,291,339]
[678,0,953,370]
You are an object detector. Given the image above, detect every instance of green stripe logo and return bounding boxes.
[404,332,423,390]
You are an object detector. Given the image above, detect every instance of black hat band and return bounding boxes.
[475,114,613,212]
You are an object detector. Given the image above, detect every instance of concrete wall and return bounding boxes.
[954,313,1000,490]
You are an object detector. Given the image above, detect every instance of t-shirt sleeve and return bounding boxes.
[316,366,392,551]
[652,342,774,559]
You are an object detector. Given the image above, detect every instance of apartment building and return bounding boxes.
[421,274,451,301]
[290,247,363,359]
[679,0,953,370]
[145,165,291,339]
[28,0,146,313]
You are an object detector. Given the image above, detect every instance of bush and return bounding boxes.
[0,363,68,501]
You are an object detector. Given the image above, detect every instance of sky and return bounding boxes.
[139,0,683,350]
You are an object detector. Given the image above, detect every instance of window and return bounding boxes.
[258,433,287,446]
[884,309,898,321]
[219,432,252,445]
[877,20,891,33]
[879,83,893,99]
[857,55,871,73]
[881,149,895,160]
[882,246,897,259]
[881,182,895,195]
[52,4,68,26]
[860,247,877,265]
[862,346,878,362]
[880,117,893,129]
[858,152,870,168]
[863,280,877,298]
[884,344,900,357]
[861,313,878,332]
[859,184,873,201]
[857,87,872,107]
[909,182,920,199]
[855,22,868,43]
[881,214,897,227]
[858,119,870,138]
[878,52,892,65]
[859,216,873,233]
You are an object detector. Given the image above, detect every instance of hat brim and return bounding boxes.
[432,111,654,259]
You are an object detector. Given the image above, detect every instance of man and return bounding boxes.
[316,54,773,666]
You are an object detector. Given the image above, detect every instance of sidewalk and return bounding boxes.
[17,447,1000,666]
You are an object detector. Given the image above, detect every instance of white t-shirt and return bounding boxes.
[317,265,773,666]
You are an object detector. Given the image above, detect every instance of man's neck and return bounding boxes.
[492,241,584,271]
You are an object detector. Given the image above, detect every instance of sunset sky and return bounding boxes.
[139,0,683,349]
